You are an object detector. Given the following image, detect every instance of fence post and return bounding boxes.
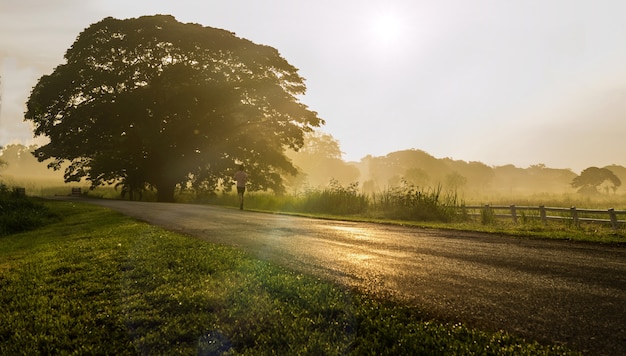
[570,207,579,228]
[510,205,517,223]
[608,208,618,231]
[539,205,547,224]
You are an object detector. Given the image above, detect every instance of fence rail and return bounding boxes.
[462,205,626,231]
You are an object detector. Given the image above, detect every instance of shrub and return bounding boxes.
[299,180,369,215]
[0,184,60,236]
[480,205,496,225]
[371,180,462,222]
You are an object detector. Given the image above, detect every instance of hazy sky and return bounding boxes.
[1,0,625,173]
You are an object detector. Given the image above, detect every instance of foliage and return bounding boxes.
[0,201,577,355]
[370,180,460,222]
[0,185,60,236]
[0,144,5,170]
[571,167,621,194]
[195,178,464,223]
[480,205,496,225]
[0,145,69,194]
[360,150,496,195]
[188,184,625,242]
[0,144,50,175]
[285,131,360,191]
[25,15,322,202]
[295,131,343,158]
[299,179,369,215]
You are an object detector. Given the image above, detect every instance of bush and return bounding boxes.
[175,179,464,223]
[299,180,369,215]
[480,206,496,225]
[371,180,462,222]
[0,184,60,236]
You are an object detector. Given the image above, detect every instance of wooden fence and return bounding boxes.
[462,205,626,231]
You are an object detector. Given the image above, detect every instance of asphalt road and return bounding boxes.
[70,198,625,355]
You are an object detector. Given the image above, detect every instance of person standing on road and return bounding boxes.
[233,164,248,210]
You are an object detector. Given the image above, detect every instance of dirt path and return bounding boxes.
[67,198,626,355]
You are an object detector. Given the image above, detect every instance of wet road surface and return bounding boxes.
[70,198,626,355]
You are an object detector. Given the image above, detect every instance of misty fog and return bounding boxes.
[3,136,625,208]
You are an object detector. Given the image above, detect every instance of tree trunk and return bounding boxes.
[156,184,176,202]
[153,161,179,202]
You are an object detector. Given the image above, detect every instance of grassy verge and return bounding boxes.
[0,187,61,236]
[197,192,625,244]
[194,193,626,244]
[30,182,624,243]
[0,200,577,355]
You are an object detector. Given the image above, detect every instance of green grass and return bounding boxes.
[0,200,578,355]
[20,181,625,243]
[195,191,625,244]
[0,187,61,236]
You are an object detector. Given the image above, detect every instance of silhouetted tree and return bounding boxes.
[285,131,359,190]
[1,144,28,173]
[444,171,467,191]
[25,15,322,202]
[404,167,430,187]
[0,144,5,167]
[296,131,342,159]
[0,144,50,176]
[604,165,626,190]
[571,167,621,194]
[362,149,448,188]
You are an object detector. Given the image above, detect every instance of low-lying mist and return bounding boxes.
[286,134,626,209]
[3,141,625,209]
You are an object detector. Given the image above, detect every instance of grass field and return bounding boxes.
[0,199,579,355]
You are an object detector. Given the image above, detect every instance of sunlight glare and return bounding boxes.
[371,12,404,44]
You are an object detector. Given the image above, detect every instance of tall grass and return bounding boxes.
[298,180,369,215]
[27,180,624,241]
[369,180,461,222]
[464,191,626,210]
[190,180,370,216]
[189,180,459,222]
[179,181,624,242]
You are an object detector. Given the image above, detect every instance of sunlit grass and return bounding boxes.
[183,184,625,243]
[0,201,578,355]
[368,182,460,222]
[14,180,625,243]
[463,192,626,210]
[0,186,61,236]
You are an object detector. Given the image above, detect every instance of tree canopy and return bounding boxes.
[285,132,359,190]
[571,167,621,194]
[25,15,323,201]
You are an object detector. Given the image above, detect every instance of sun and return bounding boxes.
[370,12,404,44]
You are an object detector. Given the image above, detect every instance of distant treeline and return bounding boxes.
[2,141,625,199]
[286,134,625,199]
[352,150,625,197]
[0,144,66,183]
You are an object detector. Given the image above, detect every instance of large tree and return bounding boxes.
[25,15,323,201]
[571,167,621,194]
[285,132,359,190]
